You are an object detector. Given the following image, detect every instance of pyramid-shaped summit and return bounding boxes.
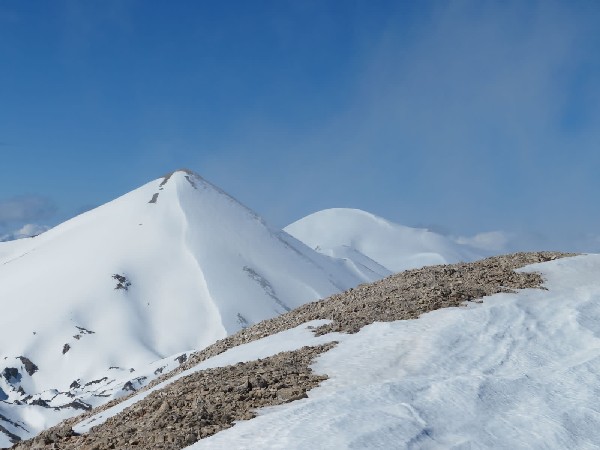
[0,170,371,443]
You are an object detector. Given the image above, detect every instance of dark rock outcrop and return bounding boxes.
[17,357,38,376]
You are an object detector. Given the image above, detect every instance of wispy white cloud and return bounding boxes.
[330,1,600,225]
[457,231,512,253]
[0,223,50,242]
[198,1,600,253]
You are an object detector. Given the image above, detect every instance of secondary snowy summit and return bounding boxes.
[285,208,485,272]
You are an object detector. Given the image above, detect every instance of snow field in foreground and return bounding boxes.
[187,254,600,449]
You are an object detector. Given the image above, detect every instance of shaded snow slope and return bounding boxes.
[285,208,486,272]
[0,170,370,444]
[191,254,600,449]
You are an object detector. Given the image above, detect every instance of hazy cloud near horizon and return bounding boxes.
[0,223,50,242]
[0,195,57,225]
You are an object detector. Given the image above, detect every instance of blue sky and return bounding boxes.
[1,0,599,251]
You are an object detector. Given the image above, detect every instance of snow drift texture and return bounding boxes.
[190,254,600,449]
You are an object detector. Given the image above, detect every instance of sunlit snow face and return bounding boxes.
[0,171,374,445]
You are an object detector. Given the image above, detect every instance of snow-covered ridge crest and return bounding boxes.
[148,169,262,219]
[0,170,374,446]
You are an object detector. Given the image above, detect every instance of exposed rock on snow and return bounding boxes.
[111,274,131,291]
[16,359,37,377]
[17,344,334,449]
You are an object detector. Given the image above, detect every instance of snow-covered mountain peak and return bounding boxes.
[146,169,267,227]
[154,168,204,192]
[0,172,362,374]
[0,172,374,445]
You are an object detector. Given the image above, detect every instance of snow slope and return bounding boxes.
[185,253,600,449]
[285,208,486,272]
[0,170,373,444]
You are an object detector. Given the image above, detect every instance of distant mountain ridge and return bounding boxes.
[285,207,487,273]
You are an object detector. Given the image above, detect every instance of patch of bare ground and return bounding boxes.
[12,251,576,449]
[16,345,333,449]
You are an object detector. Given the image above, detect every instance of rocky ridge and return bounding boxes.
[12,251,575,449]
